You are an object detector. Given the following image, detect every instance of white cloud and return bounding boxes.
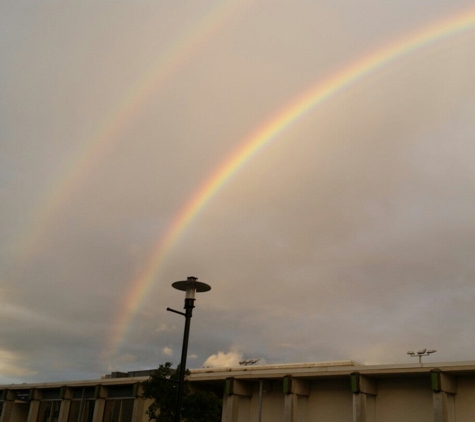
[162,346,173,356]
[203,349,243,368]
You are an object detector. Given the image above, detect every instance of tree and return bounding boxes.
[142,363,222,422]
[142,363,182,422]
[181,390,222,422]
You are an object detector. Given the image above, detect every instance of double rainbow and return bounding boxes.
[112,8,475,355]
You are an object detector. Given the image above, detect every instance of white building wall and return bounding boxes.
[453,376,475,422]
[374,378,433,422]
[4,361,475,422]
[307,379,352,422]
[260,389,284,422]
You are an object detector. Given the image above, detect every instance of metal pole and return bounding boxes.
[78,387,85,422]
[257,380,263,422]
[173,297,195,422]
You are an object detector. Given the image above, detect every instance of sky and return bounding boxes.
[1,0,475,384]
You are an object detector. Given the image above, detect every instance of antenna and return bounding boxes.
[239,359,260,366]
[407,349,437,363]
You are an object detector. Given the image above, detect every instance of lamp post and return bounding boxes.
[167,276,211,422]
[407,349,437,363]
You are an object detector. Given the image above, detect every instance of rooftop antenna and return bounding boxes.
[239,359,260,366]
[407,349,437,363]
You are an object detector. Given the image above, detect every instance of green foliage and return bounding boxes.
[181,390,222,422]
[142,362,182,422]
[142,363,222,422]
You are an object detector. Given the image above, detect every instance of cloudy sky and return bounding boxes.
[1,0,475,384]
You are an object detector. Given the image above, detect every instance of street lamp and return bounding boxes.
[407,349,437,363]
[167,276,211,422]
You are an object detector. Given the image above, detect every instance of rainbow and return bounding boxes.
[106,6,475,355]
[13,1,245,260]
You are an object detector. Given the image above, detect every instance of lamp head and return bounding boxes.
[172,276,211,299]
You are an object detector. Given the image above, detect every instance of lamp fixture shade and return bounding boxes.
[172,276,211,299]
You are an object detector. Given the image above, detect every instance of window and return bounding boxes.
[37,401,61,422]
[68,400,95,422]
[102,400,134,422]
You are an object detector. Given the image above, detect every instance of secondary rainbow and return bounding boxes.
[106,7,475,356]
[13,1,245,260]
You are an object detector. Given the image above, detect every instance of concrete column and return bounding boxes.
[26,390,42,422]
[26,402,40,422]
[0,390,15,422]
[223,395,240,422]
[0,391,16,422]
[283,376,309,422]
[222,379,252,422]
[91,400,105,422]
[131,398,145,422]
[351,373,377,422]
[58,387,73,422]
[431,371,457,422]
[433,393,455,422]
[58,401,71,422]
[0,401,14,422]
[91,386,107,422]
[284,394,297,422]
[353,393,376,422]
[130,383,144,422]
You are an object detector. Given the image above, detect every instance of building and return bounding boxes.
[2,360,475,422]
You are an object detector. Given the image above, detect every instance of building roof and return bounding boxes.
[3,360,475,390]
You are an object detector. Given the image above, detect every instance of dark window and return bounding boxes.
[72,388,96,400]
[40,390,61,401]
[15,390,30,403]
[102,399,134,422]
[107,386,134,399]
[68,400,95,422]
[37,401,61,422]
